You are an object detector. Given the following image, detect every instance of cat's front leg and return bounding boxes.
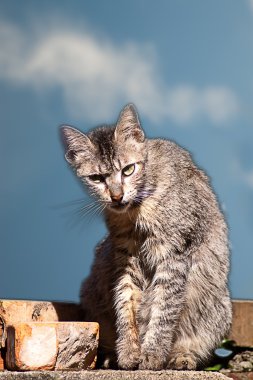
[114,267,142,370]
[139,251,189,370]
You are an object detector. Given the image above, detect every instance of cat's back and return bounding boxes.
[147,137,191,163]
[146,137,210,189]
[143,137,227,247]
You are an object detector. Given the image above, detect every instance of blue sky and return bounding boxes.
[1,0,253,302]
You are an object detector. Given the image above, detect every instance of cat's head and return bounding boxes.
[61,104,147,213]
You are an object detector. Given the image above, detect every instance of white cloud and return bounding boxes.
[0,20,240,125]
[232,159,253,189]
[248,0,253,12]
[240,166,253,188]
[245,171,253,187]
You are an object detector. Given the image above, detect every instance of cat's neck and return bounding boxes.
[104,195,158,238]
[104,206,150,256]
[105,207,138,234]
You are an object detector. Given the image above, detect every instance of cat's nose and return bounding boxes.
[111,193,124,203]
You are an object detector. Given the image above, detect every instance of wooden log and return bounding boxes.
[0,300,82,348]
[229,300,253,347]
[0,319,4,371]
[1,298,252,371]
[5,322,99,371]
[0,350,4,371]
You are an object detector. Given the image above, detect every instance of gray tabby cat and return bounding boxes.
[61,104,232,370]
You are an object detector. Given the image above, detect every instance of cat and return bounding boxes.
[60,104,232,370]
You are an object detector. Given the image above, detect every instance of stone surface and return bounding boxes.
[228,351,253,373]
[225,372,253,380]
[0,370,230,380]
[5,322,98,371]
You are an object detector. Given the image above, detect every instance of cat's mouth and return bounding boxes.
[109,201,130,213]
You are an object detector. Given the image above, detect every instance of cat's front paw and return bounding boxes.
[100,355,118,369]
[117,343,141,370]
[168,353,197,370]
[139,352,166,370]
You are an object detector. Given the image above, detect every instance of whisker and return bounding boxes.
[54,195,109,230]
[86,203,105,223]
[78,203,101,218]
[78,200,103,213]
[50,197,90,210]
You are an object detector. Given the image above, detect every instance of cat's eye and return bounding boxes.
[88,174,105,183]
[122,163,135,177]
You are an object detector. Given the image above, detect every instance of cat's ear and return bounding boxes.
[60,125,95,165]
[115,104,145,143]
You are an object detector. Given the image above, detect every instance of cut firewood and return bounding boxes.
[6,322,99,371]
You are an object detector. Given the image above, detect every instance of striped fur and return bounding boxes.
[61,104,232,370]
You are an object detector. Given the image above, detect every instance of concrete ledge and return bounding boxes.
[0,370,229,380]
